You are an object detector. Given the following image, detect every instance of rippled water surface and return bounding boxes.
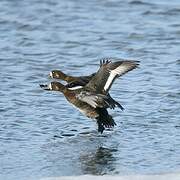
[1,0,180,179]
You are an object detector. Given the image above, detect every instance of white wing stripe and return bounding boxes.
[104,65,128,91]
[104,72,116,91]
[68,86,83,90]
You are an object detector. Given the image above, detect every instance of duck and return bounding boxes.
[48,59,124,110]
[40,59,139,133]
[49,59,120,88]
[49,69,95,87]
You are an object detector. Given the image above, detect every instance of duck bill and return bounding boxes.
[48,72,53,79]
[39,83,52,91]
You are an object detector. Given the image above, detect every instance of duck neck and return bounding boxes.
[54,83,66,93]
[59,72,74,83]
[59,86,66,93]
[59,72,68,81]
[65,76,75,83]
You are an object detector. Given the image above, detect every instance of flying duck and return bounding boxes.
[49,59,120,88]
[40,59,139,133]
[49,69,95,87]
[48,60,124,110]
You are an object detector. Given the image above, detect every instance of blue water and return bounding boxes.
[0,0,180,179]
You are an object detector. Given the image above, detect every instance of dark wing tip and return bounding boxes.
[133,60,140,66]
[100,58,112,67]
[108,95,124,111]
[116,102,124,111]
[134,61,140,68]
[120,60,140,72]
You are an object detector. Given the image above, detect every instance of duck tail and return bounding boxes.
[96,108,116,133]
[107,94,124,110]
[110,97,124,111]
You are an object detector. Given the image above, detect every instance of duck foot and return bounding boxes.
[97,122,105,134]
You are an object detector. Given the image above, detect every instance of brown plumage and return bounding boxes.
[40,59,139,133]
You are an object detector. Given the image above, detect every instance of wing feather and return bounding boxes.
[76,91,119,109]
[86,59,139,93]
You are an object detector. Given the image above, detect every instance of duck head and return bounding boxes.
[40,81,65,92]
[49,70,66,80]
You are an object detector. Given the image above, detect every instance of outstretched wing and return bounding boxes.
[76,91,120,109]
[85,58,139,93]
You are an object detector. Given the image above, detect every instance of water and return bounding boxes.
[0,0,180,179]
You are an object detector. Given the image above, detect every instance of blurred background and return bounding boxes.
[0,0,180,179]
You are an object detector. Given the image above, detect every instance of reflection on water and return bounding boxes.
[80,147,117,175]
